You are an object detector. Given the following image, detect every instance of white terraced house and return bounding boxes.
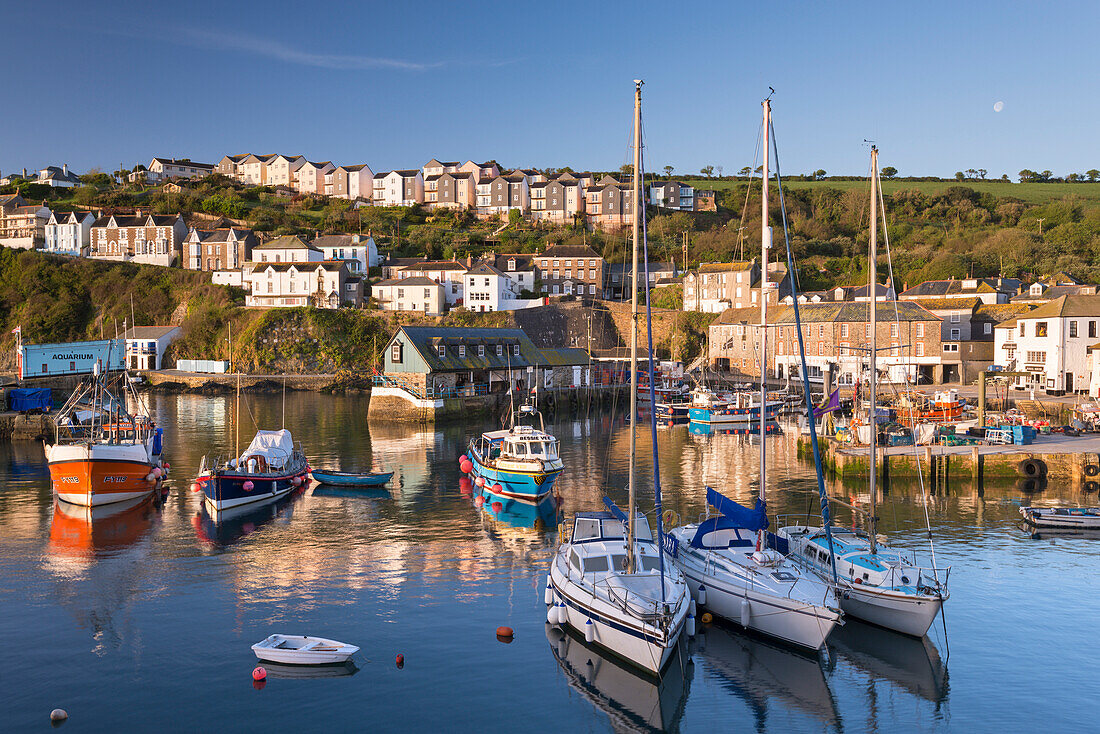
[994,294,1100,395]
[44,210,95,256]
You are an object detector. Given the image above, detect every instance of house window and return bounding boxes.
[984,323,992,335]
[950,328,960,339]
[424,288,431,299]
[950,313,961,323]
[496,344,503,356]
[458,345,465,358]
[818,343,824,356]
[916,342,925,357]
[438,345,446,358]
[943,343,960,353]
[1036,322,1048,337]
[1070,320,1078,338]
[1091,321,1097,339]
[1026,350,1046,363]
[916,323,924,338]
[398,288,405,299]
[890,323,899,338]
[1019,322,1025,337]
[391,344,401,362]
[478,344,485,357]
[513,344,520,356]
[840,324,849,338]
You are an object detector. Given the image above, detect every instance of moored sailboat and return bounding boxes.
[546,80,689,675]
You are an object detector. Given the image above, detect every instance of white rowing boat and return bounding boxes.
[251,634,359,665]
[1021,505,1100,529]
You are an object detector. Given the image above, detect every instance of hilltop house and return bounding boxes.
[899,277,1021,305]
[246,260,361,309]
[89,212,187,266]
[0,194,50,249]
[535,243,604,298]
[43,210,95,256]
[183,226,256,272]
[36,164,82,188]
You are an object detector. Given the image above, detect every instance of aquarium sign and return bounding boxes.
[18,339,126,379]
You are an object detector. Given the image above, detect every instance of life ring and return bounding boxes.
[1017,459,1046,478]
[1086,464,1100,477]
[1085,480,1100,493]
[662,509,677,528]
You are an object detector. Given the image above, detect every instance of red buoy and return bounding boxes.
[396,654,404,668]
[459,478,472,496]
[491,501,503,513]
[192,482,201,493]
[460,460,473,474]
[492,484,503,494]
[475,496,485,508]
[252,666,267,681]
[459,454,469,464]
[496,626,514,639]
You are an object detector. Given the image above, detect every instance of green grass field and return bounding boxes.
[681,179,1100,204]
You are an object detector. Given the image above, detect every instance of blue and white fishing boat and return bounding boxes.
[546,80,690,676]
[197,428,309,514]
[465,404,562,504]
[777,147,949,639]
[688,387,781,433]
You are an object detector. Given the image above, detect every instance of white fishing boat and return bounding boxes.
[545,80,690,676]
[1020,505,1100,529]
[778,147,950,639]
[668,98,841,652]
[251,634,359,665]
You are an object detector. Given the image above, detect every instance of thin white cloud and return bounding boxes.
[181,28,437,71]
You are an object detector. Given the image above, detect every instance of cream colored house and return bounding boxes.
[373,276,444,315]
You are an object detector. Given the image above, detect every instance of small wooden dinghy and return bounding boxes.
[251,634,359,665]
[311,470,393,487]
[1021,506,1100,529]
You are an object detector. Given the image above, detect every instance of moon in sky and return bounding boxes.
[993,101,1004,112]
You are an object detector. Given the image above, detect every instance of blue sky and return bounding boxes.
[4,1,1098,179]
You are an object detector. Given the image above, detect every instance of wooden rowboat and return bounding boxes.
[311,470,393,487]
[252,634,359,665]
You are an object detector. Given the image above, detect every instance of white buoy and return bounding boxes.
[584,619,595,643]
[687,614,696,637]
[689,599,697,617]
[547,606,558,625]
[740,599,752,628]
[50,709,68,723]
[697,585,707,606]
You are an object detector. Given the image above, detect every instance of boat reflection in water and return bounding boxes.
[546,623,691,733]
[193,486,306,548]
[48,495,160,562]
[695,622,840,731]
[260,661,359,680]
[476,491,560,531]
[829,618,950,706]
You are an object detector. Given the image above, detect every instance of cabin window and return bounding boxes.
[573,518,600,541]
[610,554,628,571]
[513,442,527,456]
[570,550,582,572]
[640,556,661,572]
[603,520,624,537]
[583,556,609,573]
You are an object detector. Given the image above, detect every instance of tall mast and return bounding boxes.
[758,98,771,549]
[626,79,643,574]
[868,146,879,554]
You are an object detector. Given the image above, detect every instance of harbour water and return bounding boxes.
[1,392,1096,732]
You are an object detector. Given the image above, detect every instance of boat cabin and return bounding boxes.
[566,511,663,576]
[570,510,653,543]
[482,426,558,461]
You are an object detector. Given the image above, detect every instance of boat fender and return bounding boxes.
[1017,459,1047,478]
[547,605,558,625]
[475,476,486,488]
[558,602,568,626]
[545,585,554,605]
[50,709,68,723]
[686,614,696,637]
[459,454,469,465]
[740,600,752,627]
[492,484,503,494]
[1086,481,1100,493]
[460,460,473,474]
[585,619,595,643]
[152,466,162,479]
[243,481,255,492]
[1086,464,1100,477]
[145,473,155,482]
[192,482,201,493]
[689,599,696,617]
[853,577,863,584]
[252,666,267,681]
[697,585,706,606]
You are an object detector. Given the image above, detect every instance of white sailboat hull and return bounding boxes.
[839,585,944,638]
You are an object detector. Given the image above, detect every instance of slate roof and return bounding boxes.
[900,278,1021,298]
[399,260,467,272]
[122,326,179,340]
[151,158,214,169]
[92,213,181,228]
[38,166,81,184]
[541,243,602,260]
[374,276,442,287]
[465,263,505,277]
[390,326,545,371]
[538,347,591,366]
[974,303,1034,322]
[713,301,940,325]
[312,234,364,248]
[1012,285,1092,302]
[253,260,347,273]
[189,227,252,243]
[909,296,983,311]
[393,169,421,177]
[339,164,370,172]
[252,235,320,251]
[493,254,536,272]
[1016,294,1100,320]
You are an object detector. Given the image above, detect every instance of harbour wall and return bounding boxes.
[366,385,629,423]
[798,435,1098,486]
[0,412,53,441]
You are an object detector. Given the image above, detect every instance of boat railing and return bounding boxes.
[595,575,674,624]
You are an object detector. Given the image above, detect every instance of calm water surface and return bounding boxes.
[1,393,1094,732]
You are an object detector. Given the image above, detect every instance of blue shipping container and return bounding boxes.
[18,339,126,379]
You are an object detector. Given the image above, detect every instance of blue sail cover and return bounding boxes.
[706,487,769,531]
[602,496,629,524]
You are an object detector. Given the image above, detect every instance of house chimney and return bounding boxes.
[467,255,473,267]
[22,167,27,178]
[63,163,68,175]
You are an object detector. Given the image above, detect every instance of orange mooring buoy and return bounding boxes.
[396,654,404,668]
[496,626,514,641]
